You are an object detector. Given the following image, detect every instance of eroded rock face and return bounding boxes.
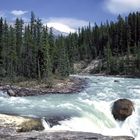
[112,99,134,121]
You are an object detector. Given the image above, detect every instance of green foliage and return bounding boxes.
[57,36,70,77]
[0,11,140,79]
[41,26,52,79]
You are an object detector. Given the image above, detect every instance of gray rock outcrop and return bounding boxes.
[0,130,134,140]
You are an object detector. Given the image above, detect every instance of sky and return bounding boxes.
[0,0,140,33]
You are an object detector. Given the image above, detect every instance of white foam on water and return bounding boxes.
[41,117,50,130]
[9,97,30,104]
[0,91,9,97]
[133,89,140,94]
[46,117,101,132]
[42,98,139,139]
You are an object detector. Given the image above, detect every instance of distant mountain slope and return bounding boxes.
[48,27,69,36]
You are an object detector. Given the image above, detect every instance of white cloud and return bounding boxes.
[11,10,28,16]
[46,17,90,28]
[47,22,75,33]
[105,0,140,14]
[42,17,92,33]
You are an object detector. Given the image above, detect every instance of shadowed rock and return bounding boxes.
[112,99,134,121]
[7,89,16,96]
[45,115,71,127]
[114,80,119,83]
[0,130,134,140]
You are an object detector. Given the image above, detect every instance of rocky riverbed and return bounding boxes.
[0,131,134,140]
[0,114,134,140]
[0,77,87,97]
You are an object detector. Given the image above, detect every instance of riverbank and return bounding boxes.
[79,72,140,79]
[93,73,140,78]
[0,76,87,97]
[76,59,140,78]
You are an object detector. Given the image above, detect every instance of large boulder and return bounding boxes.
[112,99,134,121]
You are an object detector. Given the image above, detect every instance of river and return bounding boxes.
[0,75,140,139]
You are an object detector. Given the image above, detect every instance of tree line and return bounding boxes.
[0,11,140,81]
[0,12,71,80]
[65,12,140,75]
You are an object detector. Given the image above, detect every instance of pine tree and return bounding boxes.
[1,20,9,76]
[105,41,113,74]
[0,17,3,76]
[57,36,70,77]
[136,42,140,72]
[66,33,79,73]
[48,27,57,74]
[36,18,43,80]
[22,25,33,78]
[15,18,23,75]
[41,26,52,79]
[7,26,17,77]
[30,11,38,78]
[117,15,125,55]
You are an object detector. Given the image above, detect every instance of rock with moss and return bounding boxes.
[0,114,44,132]
[17,119,44,132]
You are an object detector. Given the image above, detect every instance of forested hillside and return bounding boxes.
[0,12,140,81]
[66,12,140,76]
[0,12,71,80]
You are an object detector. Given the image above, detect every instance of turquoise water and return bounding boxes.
[0,75,140,139]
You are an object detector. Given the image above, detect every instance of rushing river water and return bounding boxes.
[0,75,140,139]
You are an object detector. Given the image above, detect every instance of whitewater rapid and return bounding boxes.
[0,75,140,139]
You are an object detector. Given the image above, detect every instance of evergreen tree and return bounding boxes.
[57,36,70,77]
[105,41,112,74]
[1,20,9,76]
[0,17,3,76]
[136,42,140,71]
[41,26,52,79]
[15,18,23,75]
[22,25,33,78]
[36,18,43,80]
[7,26,17,77]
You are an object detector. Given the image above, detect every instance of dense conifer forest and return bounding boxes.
[0,11,140,80]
